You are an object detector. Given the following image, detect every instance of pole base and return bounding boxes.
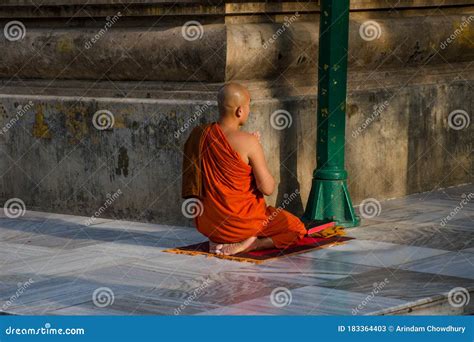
[303,177,360,228]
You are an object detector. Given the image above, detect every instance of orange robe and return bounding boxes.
[195,123,306,249]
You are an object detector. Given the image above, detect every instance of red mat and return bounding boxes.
[163,234,353,264]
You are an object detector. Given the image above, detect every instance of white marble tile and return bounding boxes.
[72,238,190,259]
[51,304,126,316]
[398,252,474,279]
[345,223,474,251]
[93,219,203,239]
[197,307,266,315]
[0,210,109,226]
[0,248,136,278]
[303,239,450,268]
[462,247,474,253]
[0,241,54,264]
[235,257,378,286]
[199,286,408,316]
[0,279,103,315]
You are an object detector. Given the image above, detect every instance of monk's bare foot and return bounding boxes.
[217,237,258,256]
[209,241,223,254]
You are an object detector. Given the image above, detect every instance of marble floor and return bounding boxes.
[0,184,472,315]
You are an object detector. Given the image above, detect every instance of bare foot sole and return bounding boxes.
[209,241,223,254]
[216,237,258,256]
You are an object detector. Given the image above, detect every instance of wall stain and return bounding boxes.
[0,103,6,117]
[115,146,129,177]
[454,18,474,47]
[32,106,52,139]
[56,37,74,53]
[406,41,424,64]
[64,106,89,144]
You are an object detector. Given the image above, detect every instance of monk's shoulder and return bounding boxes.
[236,130,254,139]
[224,130,255,152]
[232,131,257,146]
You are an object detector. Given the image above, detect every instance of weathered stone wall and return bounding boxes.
[0,1,472,225]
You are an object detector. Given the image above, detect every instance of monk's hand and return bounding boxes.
[251,131,261,143]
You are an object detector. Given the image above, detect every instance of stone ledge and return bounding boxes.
[0,14,472,82]
[0,62,471,100]
[0,1,472,19]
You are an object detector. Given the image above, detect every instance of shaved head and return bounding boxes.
[217,83,251,120]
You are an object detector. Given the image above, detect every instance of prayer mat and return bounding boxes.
[163,230,353,264]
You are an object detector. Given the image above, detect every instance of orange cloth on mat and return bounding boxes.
[195,123,306,249]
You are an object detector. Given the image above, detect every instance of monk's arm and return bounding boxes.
[247,136,275,196]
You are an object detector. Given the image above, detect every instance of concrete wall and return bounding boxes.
[0,1,472,225]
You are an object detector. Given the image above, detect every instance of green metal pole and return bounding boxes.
[303,0,360,227]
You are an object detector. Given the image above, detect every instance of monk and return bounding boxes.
[182,82,308,256]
